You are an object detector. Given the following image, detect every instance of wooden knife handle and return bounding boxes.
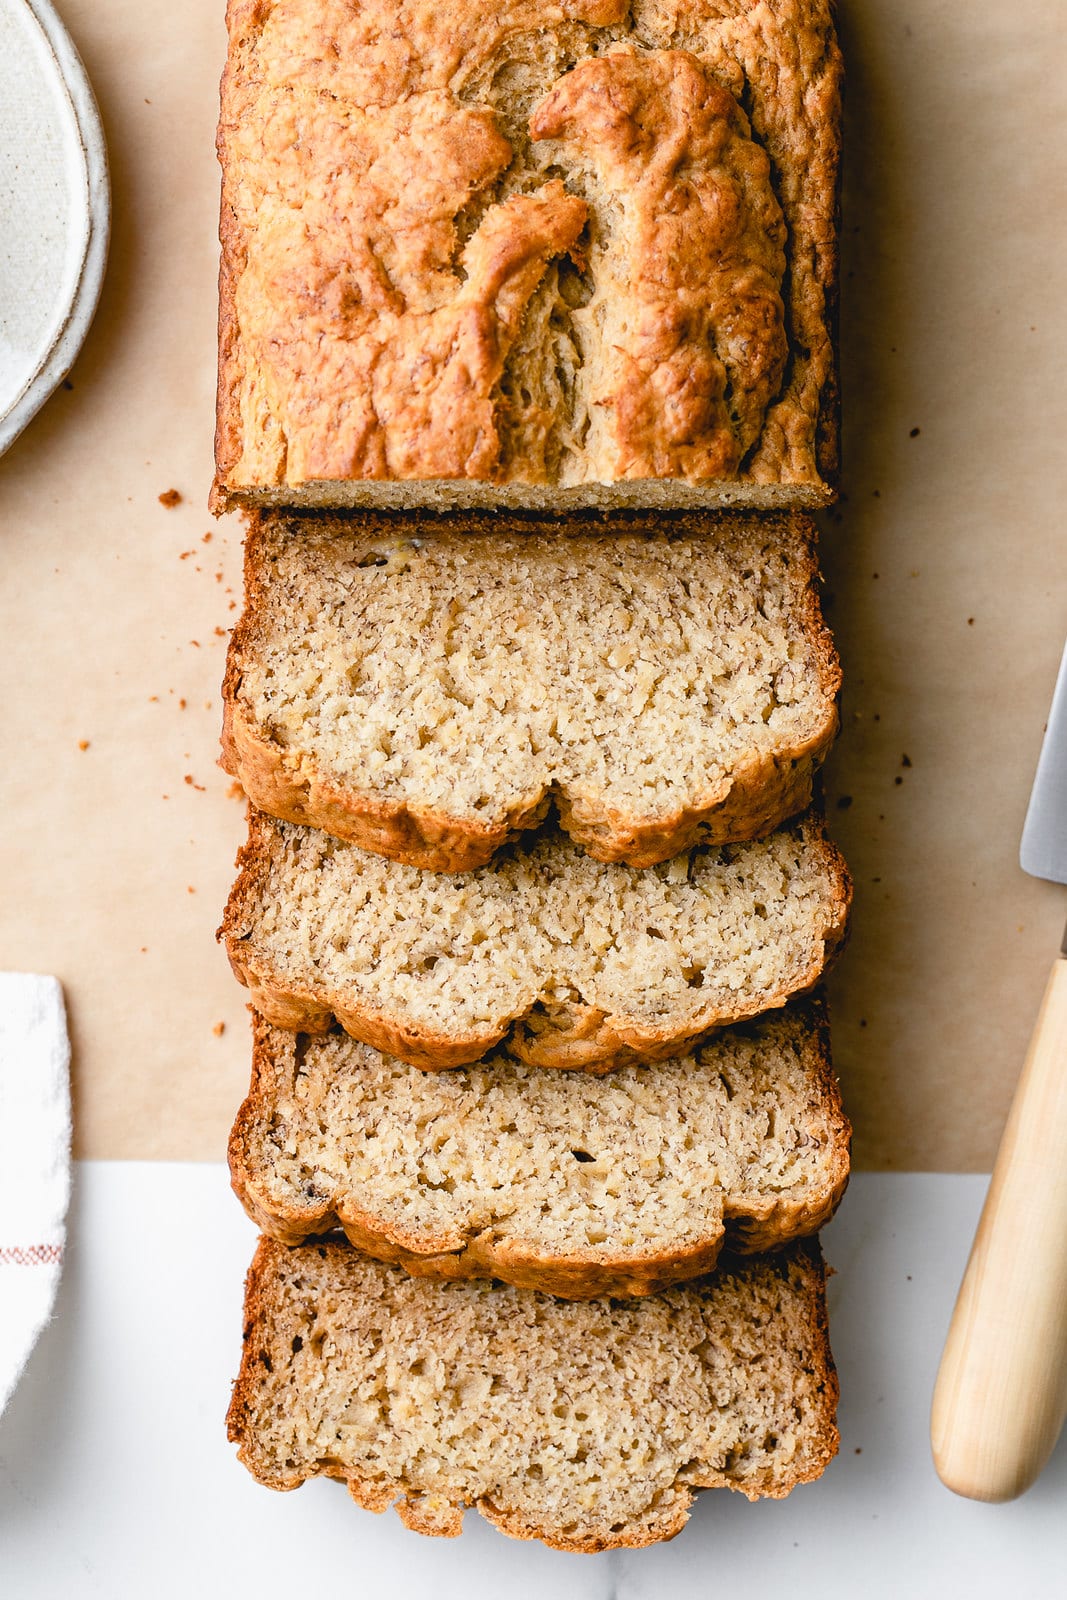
[931,955,1067,1500]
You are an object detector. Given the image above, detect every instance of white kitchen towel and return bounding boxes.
[0,973,71,1417]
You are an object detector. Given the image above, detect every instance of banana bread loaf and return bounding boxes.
[213,0,840,512]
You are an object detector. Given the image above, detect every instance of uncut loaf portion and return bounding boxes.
[228,1236,839,1551]
[223,512,840,871]
[220,809,851,1071]
[214,0,840,513]
[231,1002,850,1298]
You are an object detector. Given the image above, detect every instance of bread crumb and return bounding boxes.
[835,795,852,810]
[149,695,159,703]
[78,739,90,751]
[179,550,194,560]
[140,946,148,953]
[179,697,187,709]
[214,626,228,638]
[227,780,246,802]
[187,885,196,894]
[184,774,206,792]
[967,617,975,626]
[909,426,920,437]
[190,639,201,648]
[202,532,213,543]
[894,776,903,786]
[213,1021,226,1037]
[901,754,912,768]
[159,489,182,508]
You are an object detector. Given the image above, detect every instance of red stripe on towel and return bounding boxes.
[0,1244,63,1265]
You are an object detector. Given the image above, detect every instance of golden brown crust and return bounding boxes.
[213,0,841,510]
[229,1003,850,1297]
[226,1235,841,1549]
[217,7,588,490]
[221,510,841,870]
[219,807,853,1072]
[528,48,787,481]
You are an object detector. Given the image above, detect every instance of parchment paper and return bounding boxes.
[2,0,1064,1167]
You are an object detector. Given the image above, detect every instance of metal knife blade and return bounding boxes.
[1021,639,1067,884]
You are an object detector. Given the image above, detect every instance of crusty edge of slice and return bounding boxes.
[210,0,250,516]
[213,477,837,516]
[228,1003,851,1298]
[220,512,841,871]
[217,809,853,1072]
[226,1236,841,1551]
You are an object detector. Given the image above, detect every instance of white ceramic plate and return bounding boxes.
[0,0,109,458]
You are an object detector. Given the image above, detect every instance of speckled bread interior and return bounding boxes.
[228,1235,840,1550]
[215,0,850,1561]
[230,1001,850,1297]
[214,0,840,510]
[223,510,840,870]
[220,808,852,1070]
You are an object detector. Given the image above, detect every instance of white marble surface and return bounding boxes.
[1,1166,1065,1596]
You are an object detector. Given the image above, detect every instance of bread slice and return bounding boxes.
[220,808,851,1071]
[230,1002,850,1298]
[223,511,840,872]
[228,1236,840,1550]
[213,0,840,513]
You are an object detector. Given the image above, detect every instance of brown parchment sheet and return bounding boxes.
[1,0,1065,1168]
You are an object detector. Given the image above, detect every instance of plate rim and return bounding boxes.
[0,0,110,459]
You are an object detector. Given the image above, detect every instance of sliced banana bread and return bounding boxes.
[220,809,851,1070]
[223,512,840,870]
[230,1003,849,1297]
[228,1236,839,1551]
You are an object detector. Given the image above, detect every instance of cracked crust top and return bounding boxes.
[213,0,841,511]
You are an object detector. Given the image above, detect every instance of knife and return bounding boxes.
[931,638,1067,1500]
